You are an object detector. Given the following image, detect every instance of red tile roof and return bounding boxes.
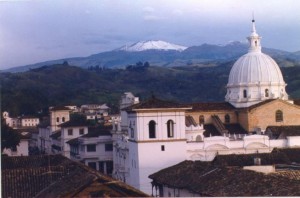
[188,102,235,112]
[123,96,191,111]
[149,159,300,197]
[2,155,149,198]
[49,106,71,111]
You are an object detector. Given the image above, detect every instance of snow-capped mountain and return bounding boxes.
[117,40,187,52]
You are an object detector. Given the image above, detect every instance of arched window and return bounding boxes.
[62,117,65,122]
[243,90,247,98]
[199,115,205,125]
[167,120,174,138]
[225,114,230,124]
[276,110,283,122]
[265,89,269,97]
[56,117,60,122]
[149,120,156,138]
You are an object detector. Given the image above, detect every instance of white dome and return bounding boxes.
[228,52,285,86]
[225,19,288,108]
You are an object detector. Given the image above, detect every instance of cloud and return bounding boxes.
[172,9,183,16]
[143,15,162,21]
[143,6,155,13]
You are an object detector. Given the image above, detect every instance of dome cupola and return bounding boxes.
[225,19,288,108]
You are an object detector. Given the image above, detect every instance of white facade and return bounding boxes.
[21,117,39,127]
[3,138,29,156]
[61,126,88,158]
[49,107,70,132]
[112,92,300,195]
[38,127,52,153]
[225,20,288,108]
[69,134,114,174]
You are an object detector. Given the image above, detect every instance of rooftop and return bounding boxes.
[266,125,300,138]
[2,155,149,198]
[188,102,235,112]
[123,96,191,111]
[49,106,71,111]
[149,150,300,197]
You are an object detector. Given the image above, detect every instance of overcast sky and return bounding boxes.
[0,0,300,69]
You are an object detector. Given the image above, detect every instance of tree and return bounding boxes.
[1,117,20,152]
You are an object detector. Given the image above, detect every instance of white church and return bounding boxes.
[111,19,300,194]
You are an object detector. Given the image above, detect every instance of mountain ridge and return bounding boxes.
[2,40,300,73]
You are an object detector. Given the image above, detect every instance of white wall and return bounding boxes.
[3,139,29,156]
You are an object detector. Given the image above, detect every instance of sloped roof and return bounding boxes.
[213,152,291,167]
[50,130,61,139]
[2,155,149,198]
[225,124,247,134]
[185,115,197,127]
[149,160,300,196]
[123,96,191,111]
[50,106,71,111]
[188,102,235,112]
[293,99,300,106]
[203,124,220,137]
[58,120,91,127]
[267,125,300,138]
[84,126,112,137]
[66,137,80,145]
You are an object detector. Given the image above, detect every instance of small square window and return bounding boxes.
[161,145,165,151]
[105,144,113,151]
[79,128,84,135]
[87,144,96,152]
[68,129,73,136]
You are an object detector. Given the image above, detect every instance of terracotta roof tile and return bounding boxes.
[50,106,71,111]
[149,158,300,196]
[266,125,300,138]
[2,155,149,198]
[123,96,191,111]
[188,102,235,112]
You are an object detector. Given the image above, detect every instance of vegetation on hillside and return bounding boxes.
[1,62,300,116]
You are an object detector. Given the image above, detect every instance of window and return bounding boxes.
[68,129,73,136]
[98,161,105,173]
[276,110,283,122]
[106,161,114,175]
[243,90,247,98]
[149,120,156,138]
[88,162,97,170]
[167,120,174,138]
[225,114,230,124]
[161,145,165,151]
[265,89,269,97]
[56,117,60,122]
[62,117,65,122]
[130,128,134,138]
[87,144,96,152]
[79,128,84,135]
[105,144,113,151]
[199,115,205,125]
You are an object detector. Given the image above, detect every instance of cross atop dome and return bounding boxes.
[248,18,261,53]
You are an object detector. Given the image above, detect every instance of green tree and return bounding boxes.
[1,117,20,152]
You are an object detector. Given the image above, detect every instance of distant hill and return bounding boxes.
[1,62,300,116]
[3,41,300,73]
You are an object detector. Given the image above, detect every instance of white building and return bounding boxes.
[2,131,31,156]
[21,116,40,127]
[67,126,114,175]
[112,19,300,195]
[38,106,70,154]
[59,120,89,158]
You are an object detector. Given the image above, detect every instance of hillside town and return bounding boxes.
[2,19,300,197]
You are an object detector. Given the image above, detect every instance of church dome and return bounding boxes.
[225,19,288,108]
[228,52,285,85]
